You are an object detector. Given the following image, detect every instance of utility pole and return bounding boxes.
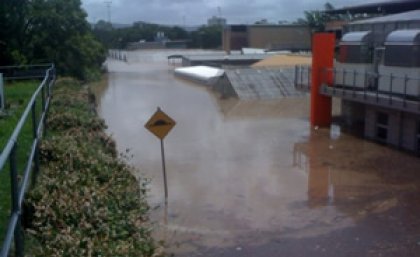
[104,1,112,24]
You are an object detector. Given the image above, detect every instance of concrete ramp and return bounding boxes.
[223,68,306,100]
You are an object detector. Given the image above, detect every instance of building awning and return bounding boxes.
[340,31,372,45]
[385,29,420,45]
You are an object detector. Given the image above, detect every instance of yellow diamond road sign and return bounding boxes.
[145,108,176,140]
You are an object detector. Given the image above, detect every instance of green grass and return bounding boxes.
[0,80,41,242]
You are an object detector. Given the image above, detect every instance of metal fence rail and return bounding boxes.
[0,64,55,257]
[0,64,53,81]
[294,65,420,113]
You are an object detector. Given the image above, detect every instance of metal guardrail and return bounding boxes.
[294,65,311,91]
[294,65,420,112]
[0,64,53,81]
[0,64,55,257]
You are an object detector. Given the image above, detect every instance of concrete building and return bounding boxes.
[207,16,227,27]
[296,10,420,154]
[222,24,311,53]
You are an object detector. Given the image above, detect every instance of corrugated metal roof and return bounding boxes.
[224,68,306,100]
[351,9,420,24]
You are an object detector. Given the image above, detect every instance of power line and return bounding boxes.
[104,1,112,24]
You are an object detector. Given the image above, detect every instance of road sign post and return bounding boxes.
[145,107,176,203]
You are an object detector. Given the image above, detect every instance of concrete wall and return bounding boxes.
[247,25,311,51]
[401,113,418,151]
[222,27,248,52]
[212,75,238,98]
[341,100,365,135]
[364,106,401,147]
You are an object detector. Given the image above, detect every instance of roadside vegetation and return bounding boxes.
[24,78,163,256]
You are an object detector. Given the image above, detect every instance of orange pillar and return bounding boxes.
[310,33,335,127]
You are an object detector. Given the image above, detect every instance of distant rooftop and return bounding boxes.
[326,0,420,15]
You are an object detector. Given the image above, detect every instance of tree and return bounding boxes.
[298,2,336,33]
[0,0,30,65]
[0,0,106,80]
[189,25,222,49]
[27,0,106,80]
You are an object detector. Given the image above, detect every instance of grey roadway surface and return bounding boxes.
[95,50,420,257]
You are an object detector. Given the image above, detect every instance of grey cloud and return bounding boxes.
[82,0,382,25]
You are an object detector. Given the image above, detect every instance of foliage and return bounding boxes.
[0,0,106,81]
[0,0,29,65]
[189,25,222,49]
[295,2,338,33]
[25,79,163,256]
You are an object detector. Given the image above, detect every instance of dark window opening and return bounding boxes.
[384,45,420,67]
[375,112,389,142]
[377,112,389,126]
[231,25,247,32]
[339,44,373,64]
[376,127,388,141]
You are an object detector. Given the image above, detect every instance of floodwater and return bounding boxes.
[96,50,420,257]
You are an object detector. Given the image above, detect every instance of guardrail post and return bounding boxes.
[0,73,4,111]
[10,143,24,257]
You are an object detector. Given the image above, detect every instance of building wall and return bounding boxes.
[341,100,365,135]
[401,113,418,151]
[365,106,400,146]
[222,26,248,52]
[247,25,311,51]
[208,16,227,27]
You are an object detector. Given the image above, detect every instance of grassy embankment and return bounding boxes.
[0,81,40,240]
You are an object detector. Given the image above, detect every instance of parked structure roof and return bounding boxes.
[225,68,306,100]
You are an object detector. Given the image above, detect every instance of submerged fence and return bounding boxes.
[0,64,55,257]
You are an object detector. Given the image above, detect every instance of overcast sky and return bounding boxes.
[81,0,380,26]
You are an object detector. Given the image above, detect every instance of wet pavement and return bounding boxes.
[96,50,420,257]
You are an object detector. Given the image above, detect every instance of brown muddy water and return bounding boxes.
[96,50,420,257]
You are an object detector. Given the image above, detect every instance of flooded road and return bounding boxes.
[96,50,420,257]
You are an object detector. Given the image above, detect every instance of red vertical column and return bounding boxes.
[310,33,335,127]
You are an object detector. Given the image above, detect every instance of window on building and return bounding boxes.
[376,112,389,141]
[339,44,373,64]
[384,45,420,67]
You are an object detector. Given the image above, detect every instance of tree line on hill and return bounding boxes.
[92,20,223,50]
